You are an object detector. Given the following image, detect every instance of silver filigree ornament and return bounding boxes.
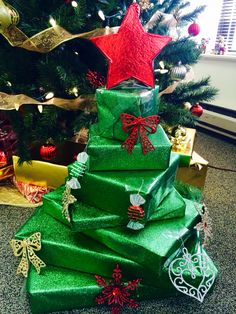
[168,247,216,302]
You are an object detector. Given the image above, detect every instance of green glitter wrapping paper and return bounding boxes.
[95,86,159,141]
[83,199,200,276]
[43,187,186,231]
[14,207,151,282]
[14,201,195,285]
[87,124,171,171]
[26,244,217,314]
[74,153,179,220]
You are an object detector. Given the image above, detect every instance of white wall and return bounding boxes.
[193,55,236,136]
[193,54,236,110]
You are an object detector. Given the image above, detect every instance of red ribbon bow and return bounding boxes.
[120,113,160,154]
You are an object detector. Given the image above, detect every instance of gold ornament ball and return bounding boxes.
[0,0,19,33]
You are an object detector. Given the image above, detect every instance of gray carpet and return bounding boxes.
[1,132,236,314]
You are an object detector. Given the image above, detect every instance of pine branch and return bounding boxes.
[163,79,218,105]
[178,1,191,10]
[157,38,201,65]
[164,0,183,14]
[180,6,206,23]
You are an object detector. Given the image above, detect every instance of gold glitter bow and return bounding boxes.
[10,232,46,277]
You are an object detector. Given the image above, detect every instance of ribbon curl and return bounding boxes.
[10,232,46,277]
[120,113,160,154]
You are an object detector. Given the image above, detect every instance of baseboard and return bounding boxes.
[198,103,236,143]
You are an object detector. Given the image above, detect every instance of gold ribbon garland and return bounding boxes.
[0,24,119,111]
[2,24,119,53]
[10,232,46,277]
[0,92,96,111]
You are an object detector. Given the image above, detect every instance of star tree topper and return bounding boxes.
[91,3,171,89]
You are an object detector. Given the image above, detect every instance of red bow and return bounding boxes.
[120,113,160,154]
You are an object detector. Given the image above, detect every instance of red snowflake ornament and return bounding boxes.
[91,3,171,88]
[95,264,142,314]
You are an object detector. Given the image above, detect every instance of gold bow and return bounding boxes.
[10,232,46,277]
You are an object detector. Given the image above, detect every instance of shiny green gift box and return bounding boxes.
[87,124,171,171]
[83,198,200,276]
[95,86,159,141]
[43,187,186,231]
[75,153,179,220]
[15,207,149,282]
[26,246,217,314]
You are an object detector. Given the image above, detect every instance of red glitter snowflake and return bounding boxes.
[95,264,142,314]
[86,70,106,89]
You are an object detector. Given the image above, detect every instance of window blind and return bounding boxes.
[216,0,236,53]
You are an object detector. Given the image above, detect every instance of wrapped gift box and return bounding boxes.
[176,151,208,190]
[74,153,179,221]
[43,188,186,231]
[26,247,217,314]
[171,128,196,167]
[15,207,152,283]
[43,185,124,229]
[88,124,171,171]
[26,265,161,314]
[13,156,68,189]
[83,199,200,276]
[96,86,159,141]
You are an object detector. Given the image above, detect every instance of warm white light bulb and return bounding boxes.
[98,10,105,21]
[45,92,54,100]
[49,16,57,27]
[72,87,78,97]
[71,1,78,7]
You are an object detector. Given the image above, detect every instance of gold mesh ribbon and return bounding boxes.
[2,25,119,53]
[10,232,46,277]
[0,92,96,111]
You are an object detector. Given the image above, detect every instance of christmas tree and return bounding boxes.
[10,3,217,313]
[0,0,217,162]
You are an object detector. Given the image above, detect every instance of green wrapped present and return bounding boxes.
[43,187,185,232]
[26,247,217,314]
[43,186,122,230]
[14,207,149,282]
[96,86,159,141]
[75,153,179,222]
[88,124,171,171]
[83,198,200,276]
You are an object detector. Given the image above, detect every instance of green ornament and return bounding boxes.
[0,0,19,33]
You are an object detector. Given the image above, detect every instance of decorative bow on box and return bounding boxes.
[120,113,160,154]
[10,232,46,277]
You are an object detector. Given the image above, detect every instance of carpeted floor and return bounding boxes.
[1,131,236,314]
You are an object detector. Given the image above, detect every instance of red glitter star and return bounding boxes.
[95,264,142,314]
[91,3,171,89]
